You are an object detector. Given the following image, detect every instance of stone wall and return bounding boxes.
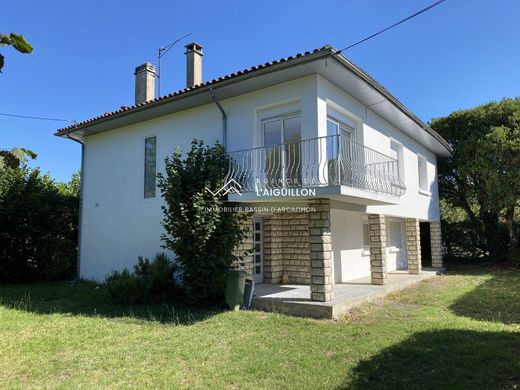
[264,212,311,284]
[430,221,443,268]
[405,218,421,274]
[309,199,333,301]
[368,214,387,285]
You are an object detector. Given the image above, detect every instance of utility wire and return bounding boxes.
[1,3,446,125]
[336,0,447,54]
[0,112,76,123]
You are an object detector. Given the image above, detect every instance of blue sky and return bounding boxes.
[2,0,519,182]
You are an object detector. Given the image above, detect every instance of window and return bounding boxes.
[144,136,157,198]
[362,222,370,248]
[387,221,403,249]
[262,113,301,187]
[417,154,428,192]
[327,117,354,183]
[390,140,404,181]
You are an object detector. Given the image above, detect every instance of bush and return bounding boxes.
[105,269,143,305]
[105,253,177,304]
[157,140,251,305]
[0,166,79,283]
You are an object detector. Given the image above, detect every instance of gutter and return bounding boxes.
[65,129,84,281]
[54,48,331,137]
[209,87,227,148]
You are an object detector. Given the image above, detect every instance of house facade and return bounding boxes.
[56,44,450,303]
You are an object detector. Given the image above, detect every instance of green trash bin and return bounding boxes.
[226,269,248,311]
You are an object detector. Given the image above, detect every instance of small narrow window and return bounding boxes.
[144,136,157,198]
[417,155,428,192]
[363,223,370,249]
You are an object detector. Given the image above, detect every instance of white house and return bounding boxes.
[56,43,450,303]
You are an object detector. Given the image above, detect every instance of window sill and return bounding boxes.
[388,247,401,253]
[362,249,370,257]
[418,189,431,197]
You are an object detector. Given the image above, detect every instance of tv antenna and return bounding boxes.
[157,32,192,96]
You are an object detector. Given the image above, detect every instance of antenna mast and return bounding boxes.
[157,32,192,97]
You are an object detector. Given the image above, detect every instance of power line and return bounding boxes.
[336,0,447,54]
[0,112,76,123]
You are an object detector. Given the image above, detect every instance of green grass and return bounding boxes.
[0,265,519,389]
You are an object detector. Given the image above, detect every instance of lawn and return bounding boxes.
[0,265,518,389]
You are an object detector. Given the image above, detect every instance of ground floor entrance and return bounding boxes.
[239,198,444,304]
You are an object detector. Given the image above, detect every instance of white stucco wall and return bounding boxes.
[317,75,440,221]
[80,76,319,280]
[79,73,443,281]
[330,208,371,282]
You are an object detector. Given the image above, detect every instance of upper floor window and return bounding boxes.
[327,117,353,141]
[417,154,428,192]
[262,113,301,187]
[326,118,354,183]
[390,140,404,181]
[144,136,157,198]
[262,113,301,146]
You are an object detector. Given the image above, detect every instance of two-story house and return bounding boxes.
[56,43,450,307]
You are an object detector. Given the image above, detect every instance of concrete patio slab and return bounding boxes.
[251,268,444,319]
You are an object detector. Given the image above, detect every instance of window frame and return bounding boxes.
[143,135,158,200]
[389,139,405,182]
[260,111,301,146]
[362,219,370,256]
[417,154,429,195]
[326,116,354,140]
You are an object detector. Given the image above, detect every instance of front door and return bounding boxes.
[252,217,264,283]
[386,219,408,270]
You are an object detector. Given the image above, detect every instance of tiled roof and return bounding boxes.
[54,44,451,153]
[55,47,330,135]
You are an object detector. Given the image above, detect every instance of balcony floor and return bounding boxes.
[251,268,443,319]
[228,184,400,205]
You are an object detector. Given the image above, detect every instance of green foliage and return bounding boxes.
[432,97,520,260]
[0,147,37,169]
[158,139,250,304]
[0,33,33,72]
[0,166,78,282]
[105,269,142,305]
[105,253,177,304]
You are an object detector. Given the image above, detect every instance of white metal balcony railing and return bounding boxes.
[225,135,406,197]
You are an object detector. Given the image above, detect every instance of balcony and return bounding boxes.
[225,135,406,202]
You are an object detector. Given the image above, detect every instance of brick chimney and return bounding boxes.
[134,63,156,104]
[184,42,203,88]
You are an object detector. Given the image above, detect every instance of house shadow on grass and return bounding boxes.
[448,267,520,325]
[344,329,520,389]
[0,280,222,325]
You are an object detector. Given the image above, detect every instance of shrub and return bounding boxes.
[105,253,177,304]
[0,166,78,283]
[105,269,143,305]
[157,140,251,304]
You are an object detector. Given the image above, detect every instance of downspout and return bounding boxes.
[65,127,84,281]
[209,87,227,148]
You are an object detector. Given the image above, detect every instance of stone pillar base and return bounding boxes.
[406,218,422,275]
[369,214,388,285]
[309,199,333,302]
[430,221,443,268]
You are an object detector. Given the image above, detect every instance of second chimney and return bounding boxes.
[184,42,203,88]
[134,63,156,104]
